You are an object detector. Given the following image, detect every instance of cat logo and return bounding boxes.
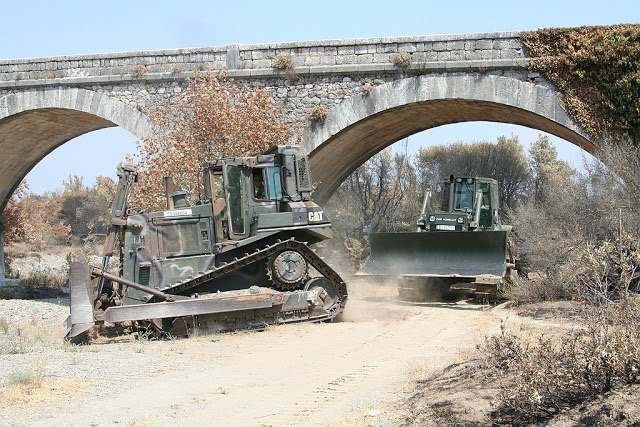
[308,211,325,222]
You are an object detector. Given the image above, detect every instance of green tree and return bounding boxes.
[415,135,531,211]
[528,135,576,204]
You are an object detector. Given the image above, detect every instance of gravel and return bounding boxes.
[0,298,69,327]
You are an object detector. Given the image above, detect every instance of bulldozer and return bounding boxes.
[64,145,347,341]
[358,175,515,301]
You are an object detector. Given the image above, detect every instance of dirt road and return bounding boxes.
[0,282,502,426]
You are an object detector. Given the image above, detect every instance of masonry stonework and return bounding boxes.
[0,32,594,209]
[0,33,533,130]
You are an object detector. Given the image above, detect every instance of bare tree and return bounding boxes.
[328,141,419,233]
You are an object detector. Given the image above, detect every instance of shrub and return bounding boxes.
[310,104,328,122]
[502,276,573,305]
[482,289,640,422]
[19,267,67,290]
[0,335,36,355]
[274,55,294,71]
[131,65,148,77]
[393,53,412,68]
[522,25,640,145]
[6,368,43,387]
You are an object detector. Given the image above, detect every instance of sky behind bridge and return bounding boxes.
[2,0,638,194]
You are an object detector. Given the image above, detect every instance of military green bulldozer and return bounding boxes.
[65,145,347,341]
[358,175,515,301]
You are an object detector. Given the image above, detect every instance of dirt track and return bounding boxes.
[0,281,503,426]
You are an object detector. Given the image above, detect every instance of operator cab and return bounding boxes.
[418,176,500,232]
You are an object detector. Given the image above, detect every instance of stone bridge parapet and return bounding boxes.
[0,32,527,86]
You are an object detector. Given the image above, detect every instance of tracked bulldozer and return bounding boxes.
[358,176,515,301]
[65,145,347,341]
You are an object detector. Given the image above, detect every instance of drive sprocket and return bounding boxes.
[267,249,308,291]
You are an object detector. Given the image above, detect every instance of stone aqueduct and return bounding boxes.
[0,31,595,210]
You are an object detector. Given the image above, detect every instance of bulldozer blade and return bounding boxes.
[64,255,95,340]
[357,231,509,278]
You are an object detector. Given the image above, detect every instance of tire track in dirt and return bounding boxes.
[3,296,492,427]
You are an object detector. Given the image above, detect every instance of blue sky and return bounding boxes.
[2,0,638,194]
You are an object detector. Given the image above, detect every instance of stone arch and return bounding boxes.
[0,88,152,211]
[303,74,596,204]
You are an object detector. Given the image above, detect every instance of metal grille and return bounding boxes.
[138,266,150,286]
[296,157,311,190]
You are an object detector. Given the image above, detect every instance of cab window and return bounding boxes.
[478,183,492,228]
[253,169,266,200]
[226,165,245,235]
[453,180,474,211]
[266,167,283,199]
[253,167,282,200]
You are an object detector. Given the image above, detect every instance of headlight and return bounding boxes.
[457,217,464,224]
[429,215,436,222]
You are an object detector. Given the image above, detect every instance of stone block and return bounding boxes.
[319,56,336,66]
[447,40,464,51]
[276,48,292,56]
[373,53,391,63]
[433,41,447,51]
[253,59,272,68]
[500,48,522,59]
[424,51,438,61]
[305,57,322,66]
[465,50,482,61]
[381,44,398,53]
[476,39,493,50]
[437,51,451,61]
[494,38,522,50]
[354,45,368,55]
[450,50,465,61]
[481,50,499,60]
[336,55,358,65]
[399,43,417,53]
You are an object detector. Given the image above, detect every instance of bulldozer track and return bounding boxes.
[141,238,347,330]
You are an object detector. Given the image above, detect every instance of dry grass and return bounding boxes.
[0,318,66,355]
[0,370,90,409]
[502,276,573,305]
[19,267,67,290]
